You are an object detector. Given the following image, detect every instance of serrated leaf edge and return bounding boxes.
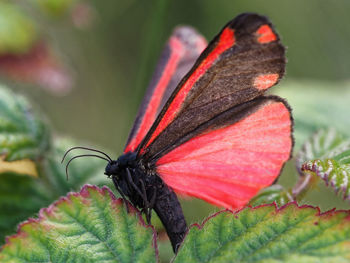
[0,184,159,260]
[174,201,350,259]
[302,159,350,199]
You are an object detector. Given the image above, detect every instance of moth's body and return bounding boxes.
[105,153,187,252]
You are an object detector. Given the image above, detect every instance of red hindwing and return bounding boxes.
[156,98,292,209]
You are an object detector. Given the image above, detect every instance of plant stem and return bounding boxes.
[133,0,170,105]
[292,172,320,202]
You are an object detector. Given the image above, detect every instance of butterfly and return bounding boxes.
[63,13,293,253]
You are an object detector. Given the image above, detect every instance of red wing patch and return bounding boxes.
[142,28,236,152]
[156,100,292,209]
[124,27,207,153]
[256,25,277,43]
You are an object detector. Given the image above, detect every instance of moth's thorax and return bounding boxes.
[117,152,138,168]
[105,151,160,211]
[104,152,138,176]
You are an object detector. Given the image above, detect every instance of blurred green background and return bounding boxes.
[3,0,350,212]
[1,0,350,258]
[8,0,348,149]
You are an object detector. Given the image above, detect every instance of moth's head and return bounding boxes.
[104,160,120,176]
[105,152,137,177]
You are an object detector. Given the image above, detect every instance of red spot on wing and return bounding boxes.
[256,25,277,43]
[124,37,184,153]
[141,28,236,153]
[253,73,279,90]
[156,101,292,210]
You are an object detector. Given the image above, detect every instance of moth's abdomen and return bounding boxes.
[153,176,187,253]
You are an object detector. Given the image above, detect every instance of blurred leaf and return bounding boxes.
[0,2,37,55]
[0,172,52,243]
[0,138,109,244]
[174,203,350,263]
[33,0,78,17]
[0,85,51,241]
[0,85,110,243]
[0,85,50,161]
[0,185,158,262]
[0,43,72,95]
[249,185,293,207]
[276,80,350,149]
[0,158,37,178]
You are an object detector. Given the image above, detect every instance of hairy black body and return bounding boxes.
[105,152,187,253]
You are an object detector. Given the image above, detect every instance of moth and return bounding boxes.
[64,13,293,253]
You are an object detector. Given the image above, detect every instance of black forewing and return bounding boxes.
[138,13,286,161]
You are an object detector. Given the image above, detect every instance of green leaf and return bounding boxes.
[296,129,350,199]
[276,80,350,150]
[0,185,158,263]
[249,185,293,207]
[0,2,37,55]
[0,85,50,162]
[174,203,350,263]
[0,86,109,244]
[0,85,52,241]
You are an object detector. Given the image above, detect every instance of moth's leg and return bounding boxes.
[112,176,130,213]
[149,186,157,209]
[126,168,145,197]
[138,180,148,218]
[146,186,157,223]
[125,168,150,217]
[139,179,154,224]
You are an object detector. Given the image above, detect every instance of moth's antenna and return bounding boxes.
[65,154,110,180]
[62,146,113,163]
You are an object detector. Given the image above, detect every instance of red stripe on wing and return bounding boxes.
[125,37,184,153]
[156,101,292,209]
[141,28,236,153]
